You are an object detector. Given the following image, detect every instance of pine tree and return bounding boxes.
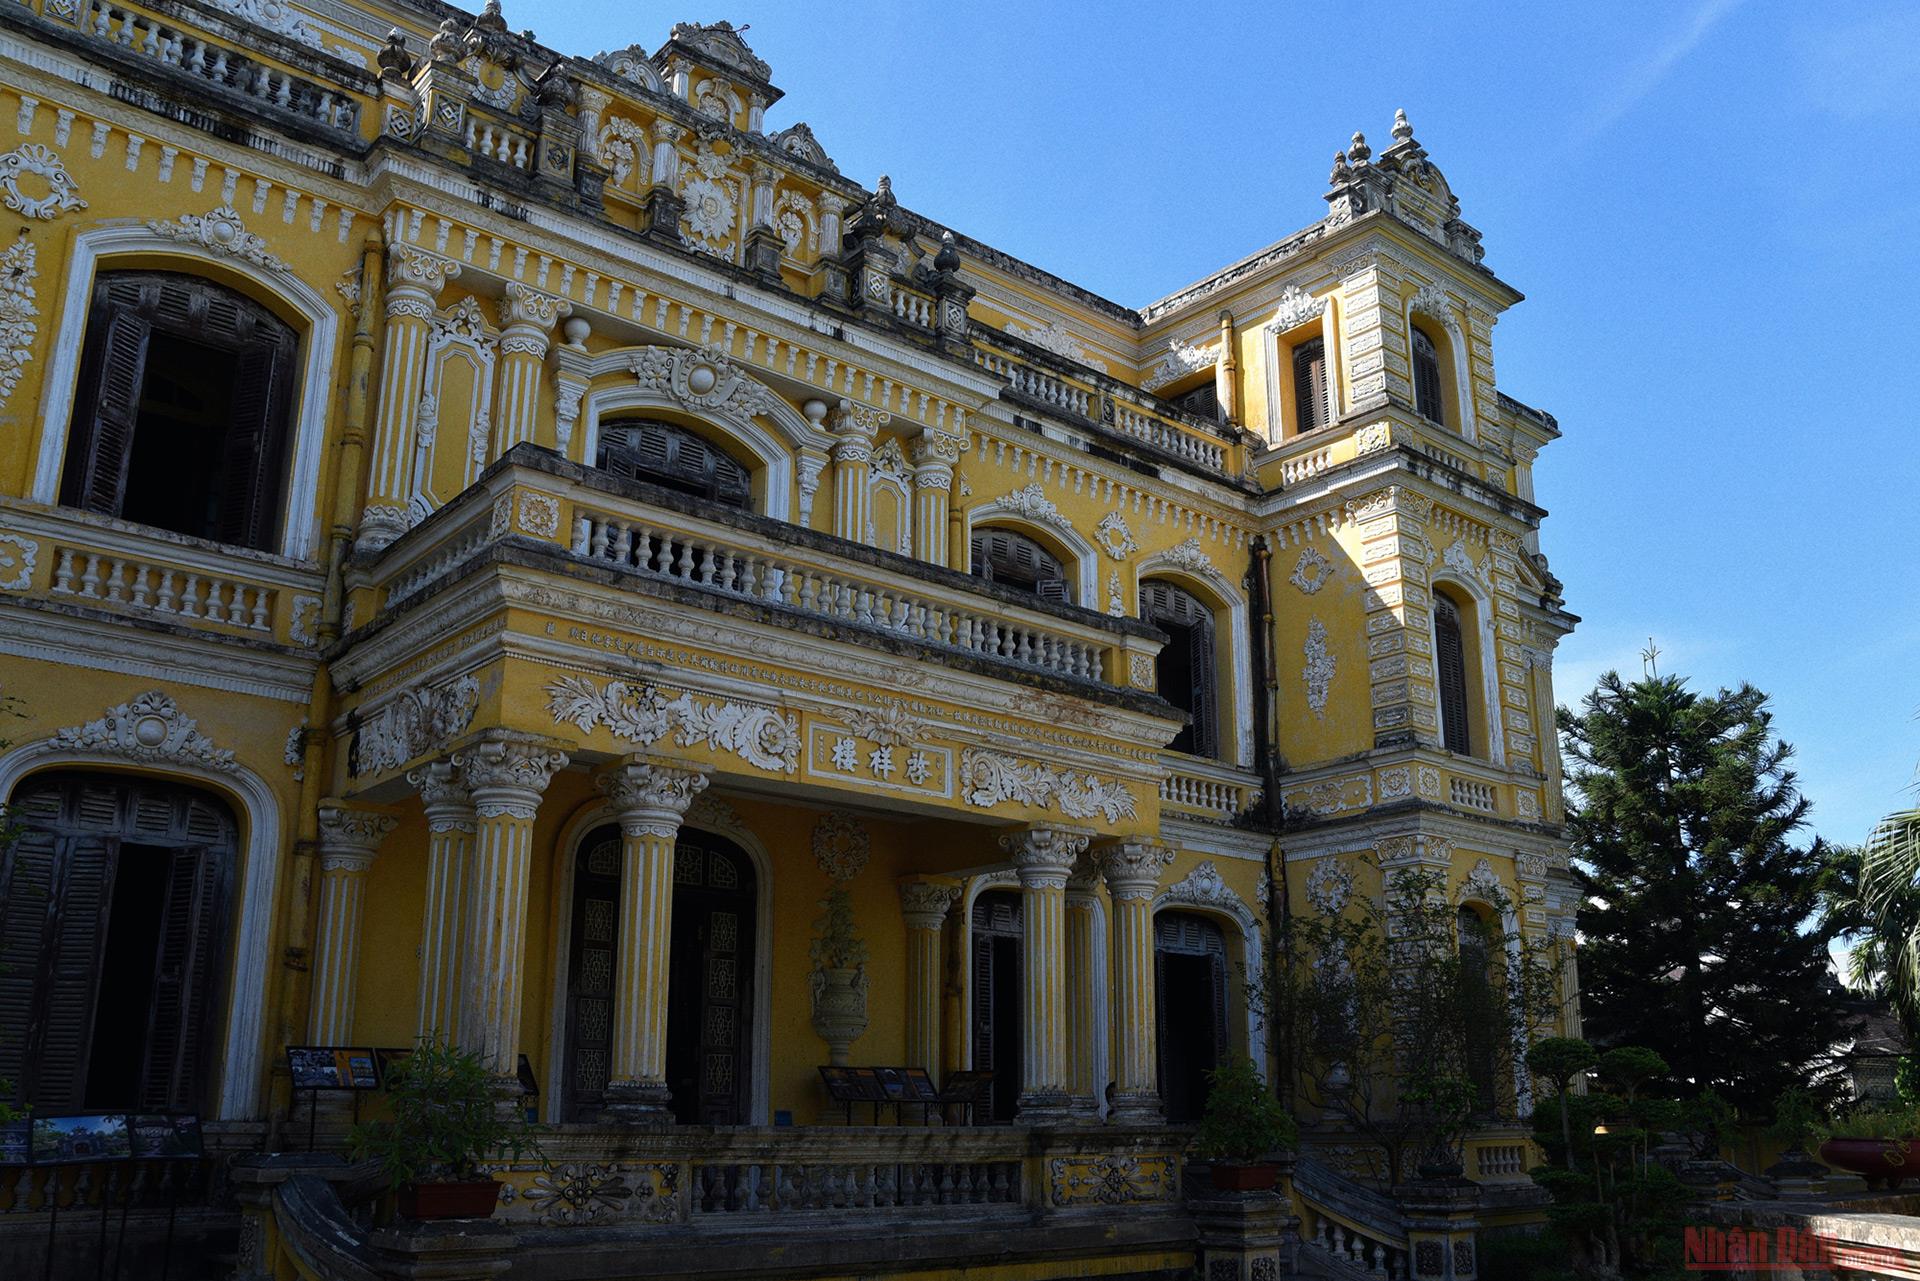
[1560,671,1843,1113]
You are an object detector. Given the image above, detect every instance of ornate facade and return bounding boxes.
[0,2,1578,1276]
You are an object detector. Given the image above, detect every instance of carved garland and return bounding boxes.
[0,233,38,409]
[545,675,801,774]
[1302,619,1334,718]
[957,747,1136,825]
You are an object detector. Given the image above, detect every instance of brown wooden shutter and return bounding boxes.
[217,335,296,550]
[1413,327,1445,425]
[0,821,60,1107]
[1293,338,1327,435]
[971,932,994,1073]
[63,291,153,516]
[139,846,217,1110]
[1209,951,1230,1065]
[1435,594,1472,754]
[35,832,117,1109]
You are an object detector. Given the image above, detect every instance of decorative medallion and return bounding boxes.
[811,810,869,882]
[1047,1153,1175,1206]
[1305,858,1355,915]
[1162,860,1258,932]
[518,492,560,538]
[626,345,773,419]
[0,144,86,220]
[147,205,290,273]
[54,691,237,772]
[1441,539,1486,584]
[0,533,36,590]
[1161,537,1227,585]
[1095,511,1137,560]
[1290,546,1333,595]
[525,1163,631,1227]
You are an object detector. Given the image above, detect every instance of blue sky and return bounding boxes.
[538,1,1920,848]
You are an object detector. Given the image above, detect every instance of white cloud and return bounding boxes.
[1574,0,1745,143]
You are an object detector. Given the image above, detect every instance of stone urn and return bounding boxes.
[810,965,869,1066]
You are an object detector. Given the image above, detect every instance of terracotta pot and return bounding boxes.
[1209,1161,1279,1192]
[1817,1138,1920,1190]
[397,1179,501,1220]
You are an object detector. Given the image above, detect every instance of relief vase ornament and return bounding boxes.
[808,966,869,1068]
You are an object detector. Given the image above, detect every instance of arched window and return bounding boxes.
[61,271,299,550]
[1457,905,1498,1114]
[596,419,752,507]
[970,527,1070,603]
[1292,337,1328,434]
[1434,592,1473,755]
[1140,578,1217,757]
[1412,325,1446,426]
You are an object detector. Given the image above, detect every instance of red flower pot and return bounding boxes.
[1209,1162,1279,1192]
[397,1179,502,1220]
[1818,1138,1920,1190]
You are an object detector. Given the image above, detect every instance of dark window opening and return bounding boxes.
[1156,912,1229,1123]
[61,272,298,550]
[971,891,1024,1122]
[1293,337,1328,435]
[1412,325,1446,425]
[83,846,171,1109]
[596,419,752,507]
[1458,906,1498,1115]
[1140,579,1218,758]
[1169,380,1222,423]
[970,527,1070,604]
[1435,593,1472,755]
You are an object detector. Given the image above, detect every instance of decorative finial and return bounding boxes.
[933,230,960,273]
[1347,131,1371,165]
[476,0,507,31]
[429,17,463,62]
[1392,109,1413,143]
[377,27,415,78]
[1330,151,1351,185]
[876,174,893,200]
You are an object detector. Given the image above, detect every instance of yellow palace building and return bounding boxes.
[0,1,1579,1277]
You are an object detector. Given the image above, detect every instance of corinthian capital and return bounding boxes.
[1097,839,1174,901]
[407,759,475,833]
[387,243,461,295]
[499,281,572,332]
[828,399,886,443]
[909,427,962,469]
[451,733,569,819]
[317,801,398,871]
[1001,825,1092,889]
[596,757,711,836]
[898,878,961,930]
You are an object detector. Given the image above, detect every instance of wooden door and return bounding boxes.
[971,891,1024,1122]
[1155,912,1230,1123]
[561,828,622,1121]
[664,832,755,1125]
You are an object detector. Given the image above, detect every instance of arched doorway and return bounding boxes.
[1155,911,1230,1123]
[0,772,235,1111]
[970,890,1024,1122]
[560,826,757,1124]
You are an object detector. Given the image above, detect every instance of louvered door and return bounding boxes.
[1434,595,1472,754]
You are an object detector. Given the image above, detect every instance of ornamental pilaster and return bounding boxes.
[360,246,461,551]
[409,760,475,1042]
[828,400,885,543]
[908,427,961,566]
[452,734,569,1074]
[1347,483,1443,750]
[596,757,711,1123]
[1002,825,1091,1121]
[308,803,398,1043]
[898,879,960,1076]
[642,121,686,245]
[1098,838,1174,1122]
[492,283,571,457]
[1063,859,1106,1120]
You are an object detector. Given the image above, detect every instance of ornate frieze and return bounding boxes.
[545,675,801,774]
[147,205,288,272]
[959,749,1136,824]
[53,691,236,772]
[833,699,928,748]
[350,674,480,777]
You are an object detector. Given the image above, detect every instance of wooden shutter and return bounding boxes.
[1435,595,1472,754]
[35,832,116,1109]
[1142,580,1218,758]
[63,290,153,516]
[1209,952,1230,1065]
[0,821,60,1106]
[1293,338,1327,435]
[217,335,296,550]
[971,933,994,1072]
[1413,327,1445,425]
[139,846,217,1110]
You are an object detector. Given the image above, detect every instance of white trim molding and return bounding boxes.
[31,223,343,561]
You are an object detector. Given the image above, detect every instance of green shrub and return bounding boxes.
[349,1040,542,1188]
[1191,1054,1297,1163]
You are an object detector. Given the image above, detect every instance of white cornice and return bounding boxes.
[0,603,315,703]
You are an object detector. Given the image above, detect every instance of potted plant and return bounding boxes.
[1192,1054,1298,1192]
[808,888,870,1067]
[1814,1103,1920,1190]
[350,1039,542,1219]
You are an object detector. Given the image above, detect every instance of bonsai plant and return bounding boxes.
[1191,1053,1298,1191]
[1813,1103,1920,1190]
[808,888,870,1066]
[349,1039,542,1219]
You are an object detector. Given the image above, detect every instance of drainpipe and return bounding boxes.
[1247,534,1294,1106]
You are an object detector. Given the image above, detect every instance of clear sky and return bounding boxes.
[535,1,1920,849]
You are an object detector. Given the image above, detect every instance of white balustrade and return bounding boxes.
[1474,1144,1526,1178]
[1280,448,1332,486]
[1158,766,1254,820]
[50,546,275,632]
[975,351,1093,419]
[465,120,533,169]
[1111,401,1227,470]
[1449,777,1497,813]
[888,285,932,328]
[691,1159,1019,1215]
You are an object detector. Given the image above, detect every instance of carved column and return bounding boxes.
[1099,839,1173,1122]
[744,161,783,281]
[491,283,570,457]
[828,400,883,544]
[908,428,960,567]
[597,757,711,1123]
[409,760,474,1043]
[360,245,459,551]
[642,120,685,245]
[1064,861,1107,1120]
[308,804,397,1043]
[551,316,592,460]
[1004,825,1092,1122]
[899,879,960,1077]
[454,734,570,1077]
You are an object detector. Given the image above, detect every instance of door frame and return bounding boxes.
[545,800,773,1125]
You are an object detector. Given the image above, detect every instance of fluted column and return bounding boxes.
[360,244,460,551]
[409,760,475,1043]
[454,734,569,1077]
[828,400,884,543]
[596,757,711,1124]
[1099,839,1174,1122]
[492,283,570,457]
[308,803,397,1043]
[909,428,960,567]
[899,879,960,1077]
[1003,825,1091,1122]
[1064,860,1106,1120]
